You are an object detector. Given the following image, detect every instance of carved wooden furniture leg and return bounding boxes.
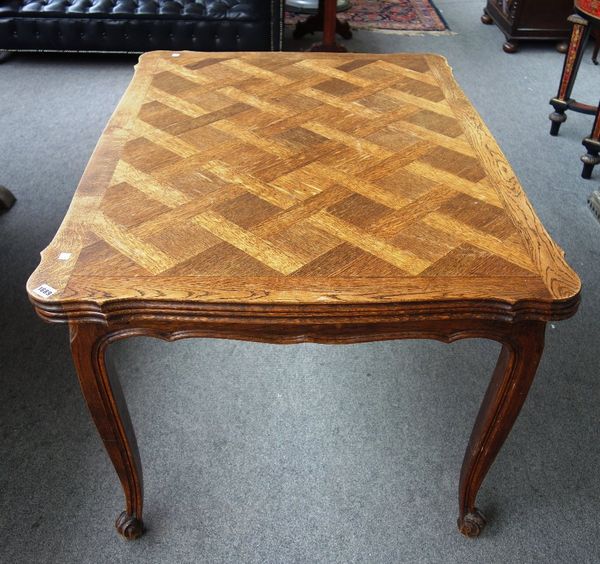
[294,0,350,52]
[458,321,546,537]
[581,100,600,178]
[293,5,352,40]
[0,185,16,210]
[550,15,591,136]
[309,0,348,53]
[70,323,144,540]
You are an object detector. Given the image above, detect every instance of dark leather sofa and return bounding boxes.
[0,0,283,54]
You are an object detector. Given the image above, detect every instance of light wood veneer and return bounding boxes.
[27,51,580,540]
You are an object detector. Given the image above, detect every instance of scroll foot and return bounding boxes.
[116,511,144,540]
[458,509,487,538]
[503,41,519,53]
[457,321,545,537]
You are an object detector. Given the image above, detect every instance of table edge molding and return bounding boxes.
[29,292,580,328]
[27,52,582,320]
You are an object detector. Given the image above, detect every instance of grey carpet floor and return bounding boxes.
[1,0,599,562]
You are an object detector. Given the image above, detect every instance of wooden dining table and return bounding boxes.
[27,50,580,541]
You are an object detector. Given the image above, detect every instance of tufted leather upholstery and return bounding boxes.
[1,0,268,19]
[0,0,282,53]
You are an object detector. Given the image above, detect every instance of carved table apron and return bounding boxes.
[27,51,581,540]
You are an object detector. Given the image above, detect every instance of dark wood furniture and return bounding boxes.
[27,51,581,541]
[293,0,352,52]
[550,0,600,178]
[481,0,573,53]
[0,185,15,209]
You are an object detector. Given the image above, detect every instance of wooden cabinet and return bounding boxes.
[481,0,574,53]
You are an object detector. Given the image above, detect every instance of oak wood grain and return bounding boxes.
[27,51,580,324]
[26,52,581,540]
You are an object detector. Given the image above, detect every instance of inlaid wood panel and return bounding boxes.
[27,51,580,319]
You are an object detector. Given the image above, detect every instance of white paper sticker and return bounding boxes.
[171,53,180,58]
[33,284,57,298]
[58,252,72,261]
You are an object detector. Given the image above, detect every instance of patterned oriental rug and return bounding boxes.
[285,0,449,33]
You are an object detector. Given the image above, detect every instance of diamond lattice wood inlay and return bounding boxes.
[27,51,580,310]
[25,52,582,542]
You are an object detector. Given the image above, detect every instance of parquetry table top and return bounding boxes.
[27,51,580,320]
[25,51,583,540]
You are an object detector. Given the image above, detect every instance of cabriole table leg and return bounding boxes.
[69,322,144,540]
[457,320,546,537]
